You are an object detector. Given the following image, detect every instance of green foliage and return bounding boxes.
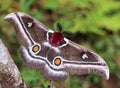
[20,0,35,13]
[70,76,82,88]
[0,0,13,11]
[44,0,58,9]
[21,68,49,88]
[43,0,120,35]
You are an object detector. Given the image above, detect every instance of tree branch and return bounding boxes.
[0,39,27,88]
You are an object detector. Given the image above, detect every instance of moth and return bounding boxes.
[4,12,109,81]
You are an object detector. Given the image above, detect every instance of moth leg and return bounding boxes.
[48,80,53,88]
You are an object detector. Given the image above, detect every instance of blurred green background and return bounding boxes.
[0,0,120,88]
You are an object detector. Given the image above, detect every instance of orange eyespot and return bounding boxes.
[32,45,39,53]
[54,58,61,66]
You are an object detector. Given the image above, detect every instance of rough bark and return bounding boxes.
[0,39,27,88]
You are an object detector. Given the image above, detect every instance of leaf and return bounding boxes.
[44,0,58,9]
[20,0,35,13]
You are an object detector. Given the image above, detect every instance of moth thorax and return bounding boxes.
[49,32,64,47]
